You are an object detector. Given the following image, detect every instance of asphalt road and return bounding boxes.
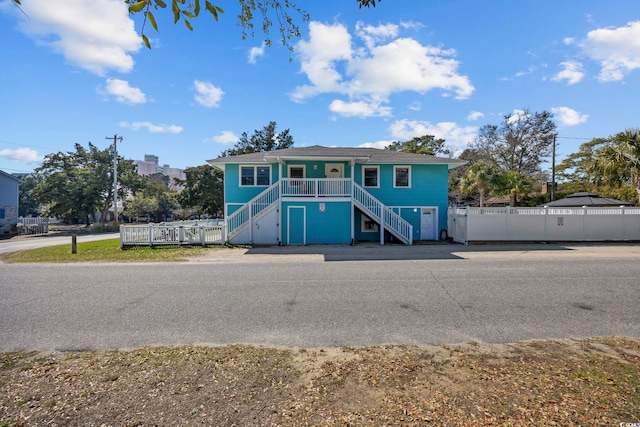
[1,243,639,351]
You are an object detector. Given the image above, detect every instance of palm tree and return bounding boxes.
[459,162,501,207]
[493,171,533,207]
[590,129,640,201]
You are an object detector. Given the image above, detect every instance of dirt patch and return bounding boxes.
[2,337,639,426]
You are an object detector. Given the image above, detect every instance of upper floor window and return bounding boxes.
[394,166,411,188]
[288,166,305,179]
[363,166,379,188]
[240,165,270,186]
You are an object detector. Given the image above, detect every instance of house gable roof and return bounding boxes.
[208,145,467,171]
[0,169,23,184]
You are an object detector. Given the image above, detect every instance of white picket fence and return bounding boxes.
[448,206,640,244]
[120,223,226,247]
[18,217,49,235]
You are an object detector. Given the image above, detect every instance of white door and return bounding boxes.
[421,208,436,240]
[324,163,344,178]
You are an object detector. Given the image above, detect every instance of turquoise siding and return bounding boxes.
[282,201,352,245]
[222,159,452,244]
[281,161,351,178]
[224,164,280,205]
[355,163,449,236]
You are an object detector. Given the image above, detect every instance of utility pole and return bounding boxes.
[106,134,123,222]
[551,134,556,202]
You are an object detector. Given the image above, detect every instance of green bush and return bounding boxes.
[90,222,121,233]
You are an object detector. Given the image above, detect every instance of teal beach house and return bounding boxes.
[208,146,465,245]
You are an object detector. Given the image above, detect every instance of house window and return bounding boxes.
[289,166,305,179]
[394,166,411,188]
[361,214,379,232]
[363,166,379,188]
[240,165,271,187]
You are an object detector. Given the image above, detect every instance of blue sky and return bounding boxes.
[1,0,639,174]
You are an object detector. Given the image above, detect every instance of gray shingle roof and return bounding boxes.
[542,192,635,207]
[208,145,466,169]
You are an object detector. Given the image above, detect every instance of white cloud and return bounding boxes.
[0,148,43,163]
[552,61,585,85]
[291,22,353,102]
[248,42,265,64]
[206,131,239,144]
[355,21,399,48]
[101,78,146,104]
[194,80,224,108]
[388,119,478,152]
[467,111,484,121]
[329,99,392,118]
[515,66,537,77]
[408,101,422,111]
[120,121,183,133]
[578,20,640,81]
[13,0,140,75]
[291,21,474,117]
[551,106,589,126]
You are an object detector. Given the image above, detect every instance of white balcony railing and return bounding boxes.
[281,178,351,197]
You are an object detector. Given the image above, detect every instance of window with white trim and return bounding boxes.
[394,166,411,188]
[363,166,379,188]
[288,165,305,179]
[240,165,271,186]
[361,214,379,232]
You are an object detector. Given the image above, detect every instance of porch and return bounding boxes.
[226,178,414,245]
[280,178,351,198]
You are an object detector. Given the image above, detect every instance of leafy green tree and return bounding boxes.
[472,109,557,175]
[18,174,42,217]
[386,135,452,157]
[123,194,158,221]
[32,143,140,224]
[138,178,180,221]
[557,130,640,204]
[458,162,501,207]
[177,165,224,217]
[220,121,294,157]
[11,1,379,50]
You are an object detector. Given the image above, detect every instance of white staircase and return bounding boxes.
[352,183,413,245]
[226,183,280,241]
[225,181,413,245]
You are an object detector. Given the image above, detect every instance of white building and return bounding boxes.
[136,154,186,192]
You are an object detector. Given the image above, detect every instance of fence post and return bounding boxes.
[120,224,124,249]
[200,225,205,246]
[149,223,153,246]
[543,206,548,241]
[620,206,625,240]
[582,206,588,241]
[505,207,510,241]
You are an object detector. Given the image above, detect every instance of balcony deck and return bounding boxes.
[281,178,351,198]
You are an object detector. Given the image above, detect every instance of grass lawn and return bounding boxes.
[0,238,214,263]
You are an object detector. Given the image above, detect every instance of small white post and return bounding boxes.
[148,223,153,246]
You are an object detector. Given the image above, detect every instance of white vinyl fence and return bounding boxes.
[120,223,226,248]
[448,206,640,244]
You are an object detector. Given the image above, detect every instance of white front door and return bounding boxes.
[421,208,436,240]
[324,163,344,178]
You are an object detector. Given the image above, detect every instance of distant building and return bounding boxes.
[136,154,186,192]
[0,169,22,234]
